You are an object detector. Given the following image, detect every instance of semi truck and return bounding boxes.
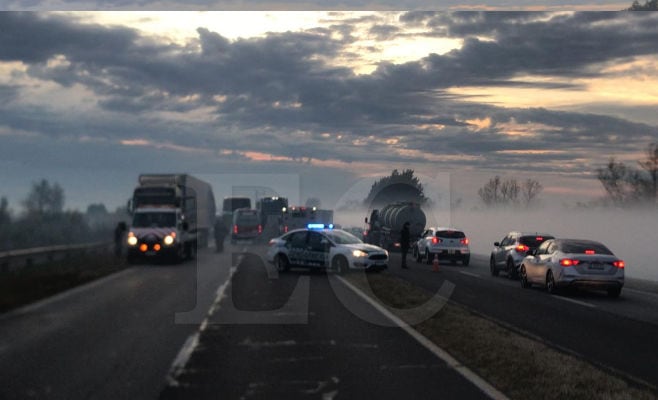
[364,202,426,251]
[126,174,216,263]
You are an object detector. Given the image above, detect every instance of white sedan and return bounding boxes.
[266,225,388,274]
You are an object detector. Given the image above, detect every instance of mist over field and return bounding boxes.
[334,206,658,283]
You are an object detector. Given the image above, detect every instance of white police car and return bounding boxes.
[266,224,389,274]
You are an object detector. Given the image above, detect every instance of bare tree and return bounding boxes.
[597,158,630,206]
[478,176,501,206]
[500,179,520,205]
[637,142,658,204]
[22,179,65,215]
[521,179,543,207]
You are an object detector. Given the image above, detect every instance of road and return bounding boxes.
[2,243,657,398]
[386,252,658,388]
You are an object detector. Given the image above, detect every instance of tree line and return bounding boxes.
[596,143,658,207]
[0,179,128,252]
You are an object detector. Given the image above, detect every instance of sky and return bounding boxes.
[1,11,658,213]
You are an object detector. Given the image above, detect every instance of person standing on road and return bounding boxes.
[113,221,127,258]
[400,221,410,269]
[214,217,228,253]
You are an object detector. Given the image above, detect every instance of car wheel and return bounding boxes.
[275,254,290,272]
[607,287,622,298]
[490,256,499,276]
[333,255,349,275]
[507,259,517,279]
[520,265,531,288]
[546,270,558,294]
[425,249,433,265]
[462,256,470,266]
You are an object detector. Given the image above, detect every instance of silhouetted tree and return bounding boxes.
[363,169,428,208]
[637,142,658,204]
[478,176,502,206]
[628,0,658,10]
[597,158,631,206]
[521,179,543,207]
[22,179,64,215]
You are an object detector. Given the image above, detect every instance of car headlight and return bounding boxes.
[352,250,368,258]
[127,233,138,246]
[163,235,175,245]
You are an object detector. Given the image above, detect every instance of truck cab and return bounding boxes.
[126,207,195,263]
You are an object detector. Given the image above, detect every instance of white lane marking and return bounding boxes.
[624,288,658,299]
[337,276,509,400]
[551,295,596,309]
[166,252,242,385]
[0,268,135,322]
[459,271,482,279]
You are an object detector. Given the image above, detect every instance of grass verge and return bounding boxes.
[0,252,127,313]
[346,271,657,400]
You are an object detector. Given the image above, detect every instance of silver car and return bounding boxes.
[490,232,554,279]
[520,239,625,298]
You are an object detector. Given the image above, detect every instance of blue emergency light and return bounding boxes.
[307,223,333,230]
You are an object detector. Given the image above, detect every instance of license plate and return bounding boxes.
[588,263,604,270]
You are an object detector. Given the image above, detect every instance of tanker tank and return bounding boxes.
[379,203,426,237]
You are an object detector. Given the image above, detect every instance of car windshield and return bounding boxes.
[436,230,465,238]
[132,211,176,228]
[559,240,613,255]
[520,235,554,248]
[325,230,362,244]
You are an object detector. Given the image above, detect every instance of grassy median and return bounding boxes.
[0,252,127,313]
[346,271,657,400]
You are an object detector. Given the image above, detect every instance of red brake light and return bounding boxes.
[516,244,529,252]
[585,250,595,255]
[284,225,288,233]
[233,224,238,234]
[559,258,580,267]
[536,236,543,241]
[432,237,442,244]
[258,224,262,234]
[461,238,469,245]
[613,260,625,269]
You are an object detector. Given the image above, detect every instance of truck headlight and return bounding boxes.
[163,235,175,245]
[352,250,368,258]
[127,233,138,246]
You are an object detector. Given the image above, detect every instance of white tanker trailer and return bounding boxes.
[364,202,426,251]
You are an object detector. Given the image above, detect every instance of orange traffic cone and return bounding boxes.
[432,254,440,272]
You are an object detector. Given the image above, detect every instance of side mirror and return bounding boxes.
[494,242,500,247]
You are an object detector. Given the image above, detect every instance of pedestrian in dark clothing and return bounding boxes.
[114,221,127,257]
[400,221,410,269]
[214,217,228,253]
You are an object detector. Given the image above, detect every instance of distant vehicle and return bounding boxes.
[520,238,625,298]
[490,232,555,278]
[222,197,251,219]
[364,202,426,251]
[231,208,262,243]
[256,196,288,226]
[266,224,388,274]
[126,174,216,262]
[279,206,333,233]
[413,227,470,266]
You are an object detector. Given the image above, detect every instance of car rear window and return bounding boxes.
[520,235,554,248]
[436,230,465,239]
[559,241,613,255]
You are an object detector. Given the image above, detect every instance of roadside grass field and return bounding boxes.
[0,252,127,313]
[346,271,657,400]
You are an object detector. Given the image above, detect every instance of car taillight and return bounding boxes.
[461,238,469,245]
[516,244,529,252]
[258,224,262,234]
[613,260,625,269]
[233,225,238,234]
[432,237,442,244]
[559,258,580,267]
[284,225,288,233]
[585,250,595,255]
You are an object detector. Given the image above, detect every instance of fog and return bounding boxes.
[334,206,658,283]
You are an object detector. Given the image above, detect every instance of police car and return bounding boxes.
[266,224,389,274]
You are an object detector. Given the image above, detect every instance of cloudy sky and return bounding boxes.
[1,11,658,212]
